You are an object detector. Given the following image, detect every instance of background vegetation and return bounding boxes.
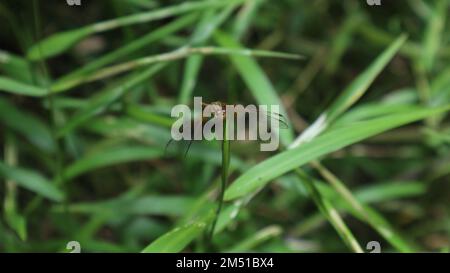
[0,0,449,253]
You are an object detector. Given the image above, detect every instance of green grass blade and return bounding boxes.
[125,104,174,128]
[141,221,208,253]
[0,97,55,152]
[0,76,47,97]
[226,225,282,252]
[295,180,421,252]
[3,137,27,241]
[56,195,195,217]
[291,34,407,147]
[422,0,448,71]
[0,50,33,83]
[325,13,364,74]
[56,64,166,137]
[54,46,301,91]
[179,55,203,104]
[232,0,264,40]
[59,145,163,183]
[356,24,421,58]
[334,103,423,126]
[359,206,416,252]
[56,14,198,84]
[296,170,363,253]
[27,0,247,60]
[0,162,64,202]
[209,118,230,240]
[224,105,450,200]
[141,200,243,253]
[179,5,237,104]
[27,28,92,60]
[312,162,416,252]
[188,5,236,46]
[354,181,426,202]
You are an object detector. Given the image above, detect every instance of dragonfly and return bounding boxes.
[165,101,289,157]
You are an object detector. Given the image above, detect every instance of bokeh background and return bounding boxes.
[0,0,449,252]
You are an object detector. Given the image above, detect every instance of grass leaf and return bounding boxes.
[56,14,198,84]
[56,64,166,136]
[0,162,64,202]
[141,221,207,253]
[55,46,301,90]
[0,97,55,152]
[291,34,407,147]
[422,0,448,71]
[27,28,92,60]
[57,195,195,217]
[214,31,296,146]
[59,145,163,183]
[296,170,363,252]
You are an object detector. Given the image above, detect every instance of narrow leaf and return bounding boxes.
[214,31,296,146]
[141,221,207,253]
[60,145,163,182]
[56,64,165,136]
